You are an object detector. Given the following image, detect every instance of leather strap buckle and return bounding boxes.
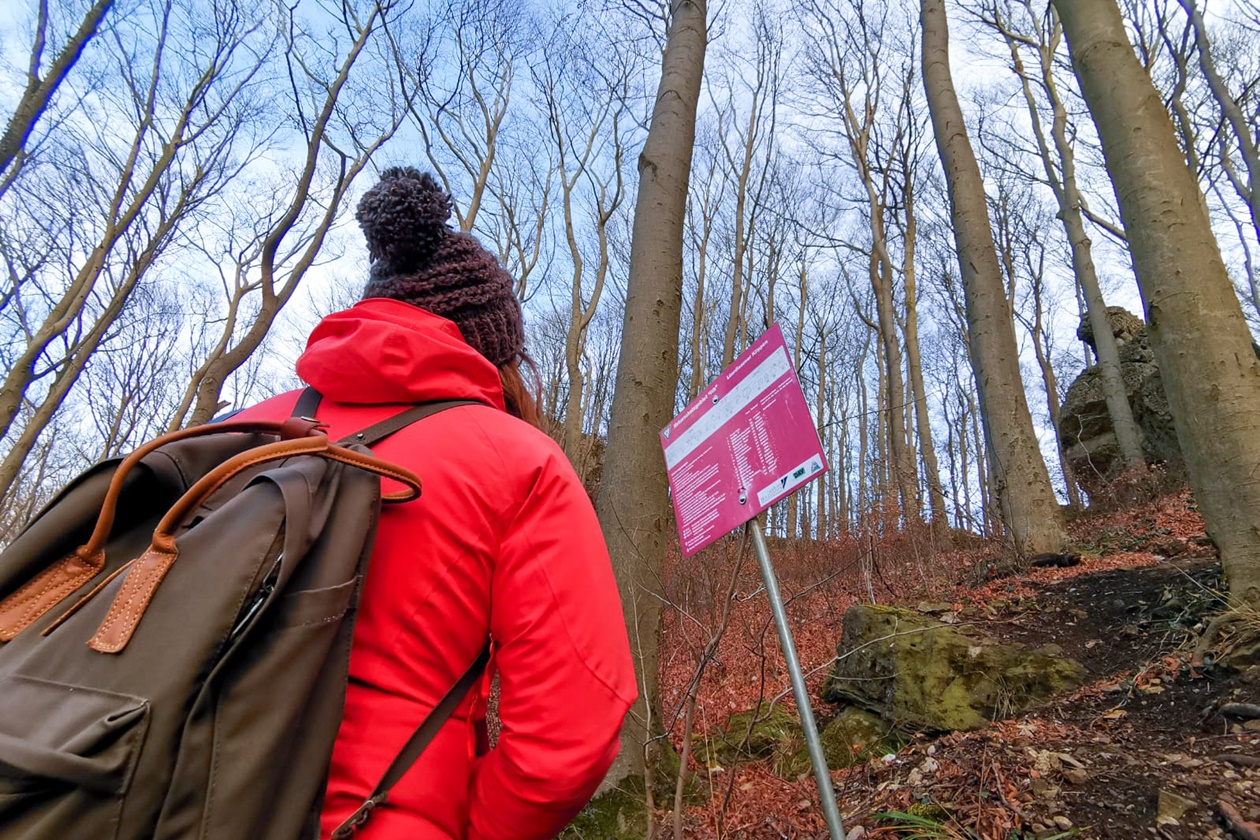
[330,794,387,839]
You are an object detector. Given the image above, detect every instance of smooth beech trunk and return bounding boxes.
[920,0,1067,555]
[595,0,707,784]
[1053,0,1260,605]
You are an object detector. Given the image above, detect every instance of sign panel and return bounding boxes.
[661,324,828,556]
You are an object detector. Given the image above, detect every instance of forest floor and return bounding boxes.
[656,488,1259,839]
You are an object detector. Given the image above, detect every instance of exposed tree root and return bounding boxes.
[1218,799,1260,840]
[1192,612,1259,668]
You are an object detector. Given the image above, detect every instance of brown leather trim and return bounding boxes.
[41,558,136,637]
[279,416,324,440]
[79,420,326,562]
[323,446,422,502]
[0,550,103,642]
[88,547,177,653]
[82,435,424,654]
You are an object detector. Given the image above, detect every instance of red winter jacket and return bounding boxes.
[235,299,636,840]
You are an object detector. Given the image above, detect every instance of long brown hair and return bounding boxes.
[499,353,543,428]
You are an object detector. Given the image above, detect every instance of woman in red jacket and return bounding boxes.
[235,168,637,839]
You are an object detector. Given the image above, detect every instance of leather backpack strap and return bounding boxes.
[292,386,323,420]
[294,386,492,837]
[290,387,482,448]
[330,646,492,839]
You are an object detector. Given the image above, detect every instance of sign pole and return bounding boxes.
[748,517,846,839]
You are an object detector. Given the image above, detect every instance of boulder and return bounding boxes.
[816,707,899,768]
[698,703,900,780]
[823,605,1086,732]
[560,784,648,839]
[1059,307,1183,496]
[694,702,803,772]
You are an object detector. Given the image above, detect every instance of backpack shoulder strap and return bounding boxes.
[291,386,323,420]
[331,646,491,839]
[291,387,483,448]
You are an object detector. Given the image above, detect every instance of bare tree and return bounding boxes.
[989,175,1085,508]
[891,72,951,531]
[973,0,1145,473]
[170,0,411,426]
[531,19,630,467]
[801,0,923,523]
[921,0,1068,554]
[0,0,277,499]
[682,122,726,400]
[1054,0,1260,605]
[1176,0,1260,308]
[0,0,114,193]
[595,0,707,794]
[406,0,534,234]
[710,9,781,369]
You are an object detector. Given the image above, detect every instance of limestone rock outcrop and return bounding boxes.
[1058,307,1182,495]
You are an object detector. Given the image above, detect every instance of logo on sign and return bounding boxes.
[662,425,672,441]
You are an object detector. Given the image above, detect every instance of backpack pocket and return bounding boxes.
[195,578,359,838]
[0,675,148,832]
[268,578,359,631]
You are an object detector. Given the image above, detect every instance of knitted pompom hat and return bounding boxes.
[356,167,525,368]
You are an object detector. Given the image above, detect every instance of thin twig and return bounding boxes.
[674,528,750,840]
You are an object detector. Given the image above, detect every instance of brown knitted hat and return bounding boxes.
[357,167,525,367]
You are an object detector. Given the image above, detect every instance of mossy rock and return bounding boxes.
[560,739,708,838]
[781,707,900,779]
[559,781,649,840]
[655,736,709,806]
[693,702,803,770]
[823,605,1086,732]
[820,707,900,768]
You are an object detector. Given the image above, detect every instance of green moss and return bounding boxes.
[907,802,951,822]
[782,706,902,778]
[824,606,1086,732]
[560,739,712,838]
[693,702,802,768]
[653,737,708,806]
[821,707,901,767]
[559,783,648,839]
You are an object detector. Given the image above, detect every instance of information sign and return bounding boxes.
[661,324,828,556]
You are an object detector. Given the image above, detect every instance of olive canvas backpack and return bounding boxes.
[0,390,485,840]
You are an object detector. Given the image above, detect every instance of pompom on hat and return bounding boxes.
[356,167,525,368]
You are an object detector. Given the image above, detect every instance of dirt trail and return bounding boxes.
[662,491,1260,838]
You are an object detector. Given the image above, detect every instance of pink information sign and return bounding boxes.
[661,324,828,556]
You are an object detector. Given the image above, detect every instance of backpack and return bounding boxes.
[0,389,486,840]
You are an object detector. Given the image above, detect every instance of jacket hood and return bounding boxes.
[296,298,507,410]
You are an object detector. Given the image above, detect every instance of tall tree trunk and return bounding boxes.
[720,101,760,369]
[815,326,829,540]
[1028,273,1084,510]
[856,351,871,529]
[901,170,948,529]
[594,0,707,786]
[688,200,714,400]
[1054,0,1260,605]
[994,5,1145,470]
[870,219,919,522]
[921,0,1067,555]
[836,406,849,531]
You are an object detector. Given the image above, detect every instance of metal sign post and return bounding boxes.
[749,518,845,838]
[660,325,846,838]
